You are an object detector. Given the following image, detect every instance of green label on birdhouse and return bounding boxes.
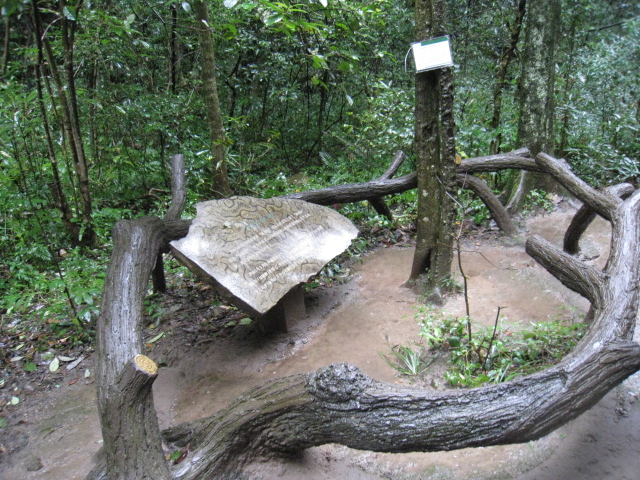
[412,36,453,73]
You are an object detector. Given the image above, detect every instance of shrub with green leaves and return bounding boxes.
[396,307,589,388]
[523,189,555,215]
[1,247,106,341]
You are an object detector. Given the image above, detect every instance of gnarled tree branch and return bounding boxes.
[536,153,619,220]
[156,149,536,237]
[525,235,606,307]
[457,173,516,235]
[154,154,187,293]
[89,153,640,480]
[564,182,634,255]
[458,148,537,173]
[91,217,172,480]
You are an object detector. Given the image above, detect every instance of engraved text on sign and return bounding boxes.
[170,197,359,316]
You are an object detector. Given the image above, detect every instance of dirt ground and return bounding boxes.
[1,202,639,479]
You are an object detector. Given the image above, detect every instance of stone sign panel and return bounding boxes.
[170,196,358,318]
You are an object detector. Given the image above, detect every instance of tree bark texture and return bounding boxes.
[563,182,635,255]
[193,0,232,199]
[91,217,173,480]
[410,0,457,292]
[490,0,526,154]
[430,58,457,284]
[31,7,79,245]
[507,0,561,212]
[89,153,639,480]
[34,0,96,247]
[153,154,187,293]
[285,149,524,235]
[90,146,191,474]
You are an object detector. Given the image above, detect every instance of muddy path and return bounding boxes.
[1,205,639,479]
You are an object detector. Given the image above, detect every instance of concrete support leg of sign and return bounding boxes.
[259,284,306,334]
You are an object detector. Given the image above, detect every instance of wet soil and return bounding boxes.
[1,204,639,479]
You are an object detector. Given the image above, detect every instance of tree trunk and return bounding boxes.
[490,0,526,154]
[61,0,96,246]
[193,0,232,199]
[168,3,178,94]
[315,70,330,156]
[506,0,561,212]
[88,153,640,479]
[90,216,177,480]
[2,14,9,76]
[557,3,580,158]
[409,0,457,300]
[87,61,99,166]
[34,0,96,247]
[517,0,559,156]
[31,6,79,245]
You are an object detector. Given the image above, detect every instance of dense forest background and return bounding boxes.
[0,0,638,341]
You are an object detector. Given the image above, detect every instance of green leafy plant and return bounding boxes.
[523,189,554,215]
[144,294,166,325]
[414,306,587,388]
[456,189,492,225]
[418,308,466,349]
[0,246,106,346]
[380,344,431,377]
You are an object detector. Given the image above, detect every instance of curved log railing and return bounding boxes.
[284,148,532,234]
[88,153,640,479]
[563,182,635,255]
[153,154,187,293]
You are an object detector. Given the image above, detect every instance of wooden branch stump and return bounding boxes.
[93,217,173,480]
[88,355,167,480]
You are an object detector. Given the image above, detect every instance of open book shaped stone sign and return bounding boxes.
[170,196,358,331]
